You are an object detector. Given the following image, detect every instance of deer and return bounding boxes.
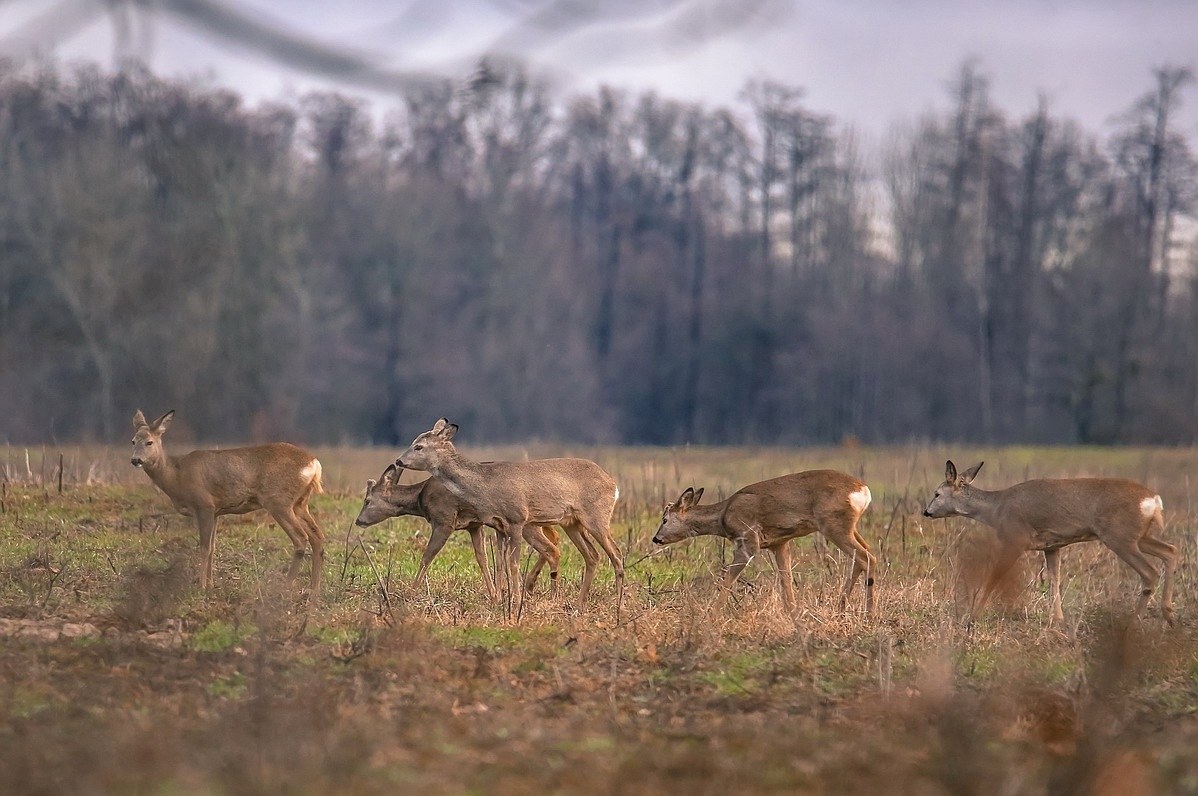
[922,460,1178,624]
[130,409,325,600]
[354,462,564,599]
[396,418,624,615]
[652,471,875,616]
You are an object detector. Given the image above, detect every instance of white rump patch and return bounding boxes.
[1140,495,1162,517]
[615,486,620,502]
[301,459,322,483]
[849,485,872,513]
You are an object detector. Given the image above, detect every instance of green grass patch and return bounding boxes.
[430,624,559,652]
[190,619,257,653]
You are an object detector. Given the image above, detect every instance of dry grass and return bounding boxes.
[1,444,1197,794]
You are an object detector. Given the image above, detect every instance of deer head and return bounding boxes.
[652,486,705,545]
[355,463,409,527]
[922,460,984,518]
[396,417,458,472]
[130,409,174,469]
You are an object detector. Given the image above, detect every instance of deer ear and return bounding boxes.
[961,462,984,484]
[150,410,174,433]
[677,487,696,510]
[365,479,377,491]
[945,460,958,483]
[133,410,147,430]
[381,463,399,484]
[431,418,449,434]
[441,423,458,441]
[693,487,704,504]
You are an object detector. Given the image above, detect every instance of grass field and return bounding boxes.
[1,443,1197,794]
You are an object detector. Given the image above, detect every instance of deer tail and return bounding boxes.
[304,458,324,495]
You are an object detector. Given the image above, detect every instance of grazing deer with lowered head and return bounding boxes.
[355,463,564,599]
[922,461,1177,624]
[396,418,624,614]
[130,410,325,599]
[652,471,875,616]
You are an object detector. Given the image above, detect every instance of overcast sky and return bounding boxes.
[2,0,1196,146]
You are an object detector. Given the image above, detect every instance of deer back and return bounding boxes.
[476,458,617,523]
[722,470,869,541]
[997,478,1159,534]
[174,443,320,513]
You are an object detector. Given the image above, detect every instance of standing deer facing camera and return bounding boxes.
[130,410,325,600]
[396,418,624,615]
[652,471,875,616]
[354,463,563,599]
[922,461,1177,624]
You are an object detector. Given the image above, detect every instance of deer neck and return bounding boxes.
[426,447,487,501]
[389,484,425,516]
[140,452,183,497]
[684,502,727,538]
[957,486,1004,526]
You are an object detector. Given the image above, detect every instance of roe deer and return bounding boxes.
[922,460,1177,624]
[652,471,875,616]
[355,463,563,599]
[396,418,624,615]
[130,410,325,599]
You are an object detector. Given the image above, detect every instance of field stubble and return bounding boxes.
[0,443,1197,794]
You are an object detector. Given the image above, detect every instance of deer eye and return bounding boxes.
[414,444,424,451]
[146,440,154,446]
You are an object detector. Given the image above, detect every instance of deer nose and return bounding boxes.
[652,536,664,545]
[354,518,368,527]
[922,509,932,517]
[130,457,142,467]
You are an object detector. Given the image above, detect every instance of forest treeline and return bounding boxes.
[0,58,1195,446]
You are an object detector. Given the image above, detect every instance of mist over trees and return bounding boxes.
[0,58,1195,446]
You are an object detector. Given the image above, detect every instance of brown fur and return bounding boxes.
[131,410,325,601]
[923,460,1177,623]
[355,463,562,599]
[653,470,875,616]
[397,418,623,614]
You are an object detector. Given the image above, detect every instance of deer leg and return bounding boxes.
[853,528,876,616]
[495,523,524,618]
[724,532,760,589]
[577,511,624,615]
[523,525,561,595]
[463,523,498,600]
[1138,535,1178,624]
[769,542,797,612]
[295,498,324,601]
[1044,548,1064,624]
[414,521,457,593]
[827,529,874,616]
[272,506,313,584]
[507,529,524,617]
[562,522,600,609]
[1107,540,1161,618]
[195,508,217,590]
[521,525,561,597]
